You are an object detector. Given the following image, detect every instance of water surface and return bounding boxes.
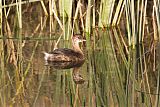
[1,17,160,107]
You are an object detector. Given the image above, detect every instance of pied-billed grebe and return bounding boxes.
[43,34,86,62]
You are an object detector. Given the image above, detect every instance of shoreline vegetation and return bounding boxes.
[1,0,160,46]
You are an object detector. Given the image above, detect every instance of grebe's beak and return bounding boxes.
[79,39,86,42]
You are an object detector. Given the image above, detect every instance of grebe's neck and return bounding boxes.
[72,42,84,55]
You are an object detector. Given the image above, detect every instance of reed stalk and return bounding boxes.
[59,0,72,17]
[5,0,14,18]
[2,0,41,8]
[79,2,85,31]
[85,0,91,34]
[71,0,81,36]
[117,1,125,25]
[131,0,136,48]
[54,72,62,106]
[153,0,160,40]
[52,0,57,15]
[155,69,160,106]
[88,60,93,107]
[32,68,45,107]
[66,0,73,40]
[19,0,22,28]
[138,44,146,105]
[138,0,144,43]
[49,0,53,15]
[109,29,127,106]
[113,29,128,67]
[136,0,140,37]
[92,0,95,27]
[6,20,17,66]
[0,0,2,36]
[73,85,79,107]
[2,0,49,18]
[143,54,152,106]
[62,73,66,106]
[0,16,5,105]
[124,0,131,46]
[62,0,65,39]
[40,1,48,16]
[118,27,129,54]
[99,0,114,27]
[152,6,158,40]
[3,0,7,18]
[16,0,22,28]
[155,43,160,106]
[51,4,63,31]
[131,49,136,107]
[17,30,23,77]
[58,0,73,39]
[50,15,53,39]
[141,0,147,41]
[112,0,123,26]
[98,0,102,27]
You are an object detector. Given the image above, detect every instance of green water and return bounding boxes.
[0,27,159,107]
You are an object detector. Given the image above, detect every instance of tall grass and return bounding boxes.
[0,0,160,106]
[114,0,160,47]
[2,0,159,45]
[2,0,114,38]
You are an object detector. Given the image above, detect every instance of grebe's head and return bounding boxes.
[72,34,86,44]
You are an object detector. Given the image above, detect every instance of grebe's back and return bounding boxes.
[43,34,85,62]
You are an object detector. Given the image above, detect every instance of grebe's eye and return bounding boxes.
[77,36,81,39]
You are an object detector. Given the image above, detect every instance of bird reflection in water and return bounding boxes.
[72,67,85,84]
[45,61,85,84]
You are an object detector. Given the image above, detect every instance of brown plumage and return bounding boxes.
[43,34,86,62]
